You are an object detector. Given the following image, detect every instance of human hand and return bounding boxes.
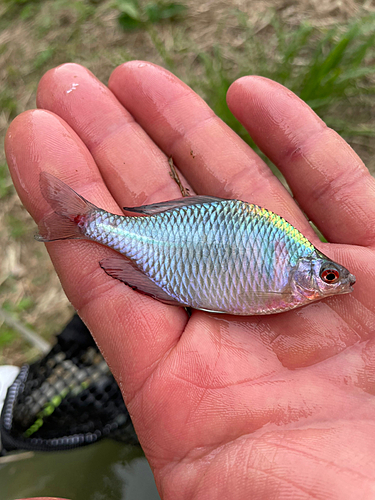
[5,62,375,499]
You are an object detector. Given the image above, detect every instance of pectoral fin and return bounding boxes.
[100,256,182,307]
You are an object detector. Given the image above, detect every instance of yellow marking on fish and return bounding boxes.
[253,206,314,249]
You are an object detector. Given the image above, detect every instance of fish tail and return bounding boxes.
[36,172,97,242]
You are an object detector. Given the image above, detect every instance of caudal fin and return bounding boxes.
[36,172,97,242]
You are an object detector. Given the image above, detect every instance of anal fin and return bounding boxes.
[100,256,182,307]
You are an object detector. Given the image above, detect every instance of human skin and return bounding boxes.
[5,62,375,500]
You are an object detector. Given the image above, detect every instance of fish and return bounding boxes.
[36,172,356,315]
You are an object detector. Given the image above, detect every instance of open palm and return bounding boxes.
[6,62,375,500]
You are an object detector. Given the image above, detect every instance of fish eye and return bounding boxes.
[320,268,340,284]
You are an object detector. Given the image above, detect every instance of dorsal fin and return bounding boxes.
[123,195,226,215]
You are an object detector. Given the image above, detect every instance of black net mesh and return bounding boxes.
[1,315,138,453]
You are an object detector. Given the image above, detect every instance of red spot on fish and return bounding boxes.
[73,214,82,223]
[71,214,86,227]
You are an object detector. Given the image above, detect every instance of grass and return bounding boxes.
[116,0,187,30]
[0,294,41,365]
[1,0,375,365]
[0,328,17,349]
[118,6,375,174]
[3,296,35,313]
[183,13,375,153]
[0,163,14,198]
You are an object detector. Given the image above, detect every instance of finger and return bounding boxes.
[36,63,192,206]
[5,110,187,397]
[108,61,318,242]
[227,76,375,247]
[106,62,374,371]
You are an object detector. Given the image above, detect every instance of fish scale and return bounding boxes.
[36,173,356,315]
[86,202,308,313]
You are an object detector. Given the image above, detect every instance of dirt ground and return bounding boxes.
[0,0,374,365]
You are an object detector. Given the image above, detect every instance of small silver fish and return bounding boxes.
[36,172,355,315]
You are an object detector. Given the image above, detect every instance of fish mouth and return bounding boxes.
[347,273,356,292]
[348,273,356,286]
[341,273,356,294]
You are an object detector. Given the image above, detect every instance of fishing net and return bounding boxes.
[0,315,138,454]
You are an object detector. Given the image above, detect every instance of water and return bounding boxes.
[0,440,160,500]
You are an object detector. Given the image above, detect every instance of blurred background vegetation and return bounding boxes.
[1,0,375,365]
